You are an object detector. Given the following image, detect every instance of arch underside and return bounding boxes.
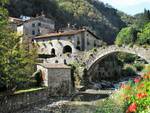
[87,49,150,72]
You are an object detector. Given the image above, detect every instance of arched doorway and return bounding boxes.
[63,45,72,54]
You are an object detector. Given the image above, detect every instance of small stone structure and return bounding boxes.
[37,63,72,96]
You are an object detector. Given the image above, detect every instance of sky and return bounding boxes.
[100,0,150,15]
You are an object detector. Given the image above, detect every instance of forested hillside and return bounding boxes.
[6,0,134,44]
[115,10,150,46]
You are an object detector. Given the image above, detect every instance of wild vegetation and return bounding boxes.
[6,0,133,44]
[115,10,150,46]
[0,0,37,92]
[95,71,150,113]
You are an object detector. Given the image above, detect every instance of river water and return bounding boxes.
[15,75,138,113]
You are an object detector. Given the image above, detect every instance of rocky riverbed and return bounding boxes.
[15,89,113,113]
[15,76,138,113]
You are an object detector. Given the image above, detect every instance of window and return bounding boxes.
[32,30,35,35]
[87,39,90,45]
[94,41,97,47]
[51,48,56,57]
[32,23,35,27]
[38,22,41,26]
[77,37,80,45]
[38,29,40,34]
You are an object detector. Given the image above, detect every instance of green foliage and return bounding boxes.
[0,3,37,91]
[95,97,124,113]
[123,66,137,77]
[142,64,150,73]
[134,9,150,29]
[6,0,133,44]
[96,72,150,113]
[68,61,84,86]
[133,63,144,72]
[119,72,150,113]
[34,70,43,86]
[117,53,137,64]
[115,10,150,46]
[137,22,150,45]
[115,27,137,46]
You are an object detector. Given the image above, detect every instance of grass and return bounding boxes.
[14,87,46,94]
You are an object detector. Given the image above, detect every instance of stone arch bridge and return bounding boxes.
[79,45,150,72]
[75,45,150,83]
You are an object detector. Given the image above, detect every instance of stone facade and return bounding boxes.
[37,63,73,96]
[9,16,55,38]
[33,29,103,57]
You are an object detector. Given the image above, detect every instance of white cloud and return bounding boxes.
[101,0,150,6]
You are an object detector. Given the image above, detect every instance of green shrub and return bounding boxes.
[95,98,124,113]
[118,72,150,113]
[133,63,144,71]
[34,70,43,86]
[93,48,97,52]
[123,66,137,76]
[142,64,150,73]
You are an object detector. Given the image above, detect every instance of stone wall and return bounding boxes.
[0,88,49,113]
[37,64,73,96]
[47,68,72,96]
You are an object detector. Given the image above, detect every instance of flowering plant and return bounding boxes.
[119,72,150,113]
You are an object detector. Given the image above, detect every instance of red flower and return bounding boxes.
[134,77,141,83]
[137,83,144,89]
[136,93,147,99]
[142,72,150,79]
[126,103,137,113]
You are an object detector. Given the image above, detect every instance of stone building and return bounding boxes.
[9,15,55,38]
[37,63,72,96]
[33,29,103,57]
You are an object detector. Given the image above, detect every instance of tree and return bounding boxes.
[115,27,137,46]
[134,9,150,29]
[137,22,150,45]
[0,1,37,91]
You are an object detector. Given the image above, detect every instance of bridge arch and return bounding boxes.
[80,45,150,83]
[85,45,150,72]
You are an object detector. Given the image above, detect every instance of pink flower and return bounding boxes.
[134,78,141,83]
[126,103,137,113]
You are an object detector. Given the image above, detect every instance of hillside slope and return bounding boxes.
[7,0,134,44]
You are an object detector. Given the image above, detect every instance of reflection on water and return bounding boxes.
[71,93,109,101]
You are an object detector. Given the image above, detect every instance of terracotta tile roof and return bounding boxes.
[37,63,71,69]
[33,29,87,39]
